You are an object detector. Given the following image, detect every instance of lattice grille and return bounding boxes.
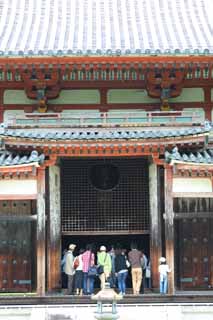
[61,158,150,233]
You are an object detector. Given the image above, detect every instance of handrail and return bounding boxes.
[7,110,204,127]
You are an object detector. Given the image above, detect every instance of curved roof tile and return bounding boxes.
[0,0,212,57]
[0,127,209,140]
[165,147,213,164]
[0,150,45,167]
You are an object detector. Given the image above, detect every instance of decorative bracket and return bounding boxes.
[145,69,185,110]
[22,69,60,112]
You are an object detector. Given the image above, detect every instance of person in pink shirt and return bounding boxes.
[82,244,95,295]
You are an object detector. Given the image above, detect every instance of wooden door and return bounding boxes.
[0,201,34,292]
[178,218,213,290]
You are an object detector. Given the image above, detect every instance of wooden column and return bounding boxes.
[0,89,4,123]
[204,88,212,121]
[164,165,175,294]
[47,165,61,291]
[36,167,46,296]
[149,162,162,289]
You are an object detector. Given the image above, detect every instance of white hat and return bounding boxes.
[69,244,76,250]
[159,257,166,263]
[100,245,106,251]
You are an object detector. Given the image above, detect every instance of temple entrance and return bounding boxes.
[60,157,150,290]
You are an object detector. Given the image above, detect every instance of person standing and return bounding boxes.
[145,258,151,289]
[114,247,128,295]
[158,257,171,294]
[128,242,142,295]
[109,246,116,288]
[82,244,95,295]
[73,248,84,296]
[97,245,112,289]
[64,244,76,295]
[61,248,68,289]
[140,250,148,294]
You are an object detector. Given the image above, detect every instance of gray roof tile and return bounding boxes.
[0,0,212,57]
[165,147,213,164]
[0,150,45,167]
[0,127,209,141]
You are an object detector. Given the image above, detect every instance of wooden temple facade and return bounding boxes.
[0,0,213,296]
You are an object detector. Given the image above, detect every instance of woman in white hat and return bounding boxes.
[97,245,112,289]
[158,257,171,294]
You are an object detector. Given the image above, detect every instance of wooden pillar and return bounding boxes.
[36,167,46,296]
[204,88,212,121]
[47,165,61,291]
[0,89,4,123]
[164,165,175,294]
[149,162,162,289]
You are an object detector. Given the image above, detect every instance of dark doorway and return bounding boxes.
[62,234,149,290]
[62,234,149,256]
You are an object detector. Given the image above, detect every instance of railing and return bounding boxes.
[6,110,204,128]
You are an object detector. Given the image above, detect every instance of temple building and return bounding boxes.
[0,0,213,296]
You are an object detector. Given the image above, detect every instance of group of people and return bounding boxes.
[61,242,170,296]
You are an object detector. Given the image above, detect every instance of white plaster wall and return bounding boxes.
[0,180,37,195]
[173,178,212,193]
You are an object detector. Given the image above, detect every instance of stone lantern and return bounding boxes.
[91,282,123,320]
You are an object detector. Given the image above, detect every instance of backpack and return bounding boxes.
[73,256,80,269]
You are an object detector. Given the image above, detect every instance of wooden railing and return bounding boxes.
[7,110,204,128]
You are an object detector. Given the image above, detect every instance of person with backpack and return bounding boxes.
[97,245,112,289]
[73,248,85,295]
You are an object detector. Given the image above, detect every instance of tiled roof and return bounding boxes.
[0,127,209,140]
[0,0,212,57]
[0,150,45,166]
[165,147,213,164]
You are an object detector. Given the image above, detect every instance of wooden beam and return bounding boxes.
[62,230,149,236]
[2,101,210,111]
[174,212,213,219]
[0,194,37,200]
[36,167,46,296]
[164,165,175,295]
[0,55,212,65]
[47,166,61,292]
[173,192,213,198]
[1,79,213,90]
[149,162,162,289]
[0,214,37,221]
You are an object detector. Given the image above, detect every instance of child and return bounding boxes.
[158,257,171,294]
